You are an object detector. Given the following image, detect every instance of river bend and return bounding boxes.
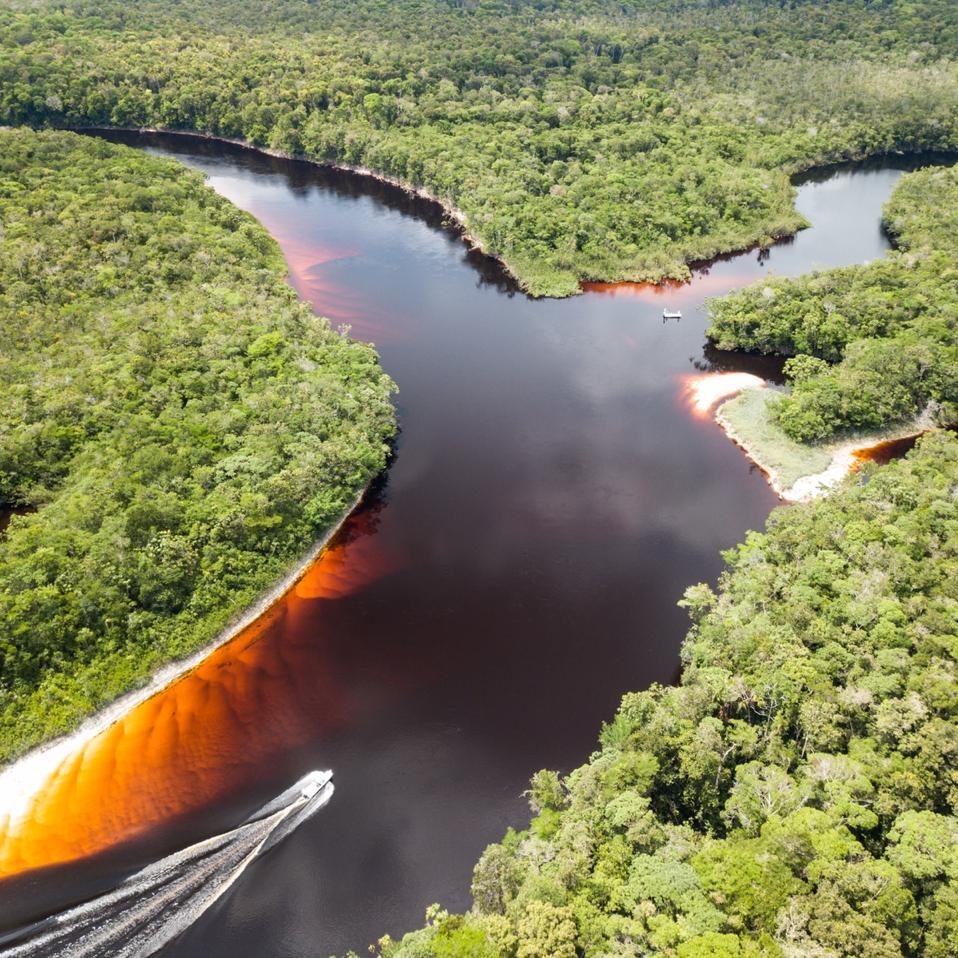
[0,138,944,957]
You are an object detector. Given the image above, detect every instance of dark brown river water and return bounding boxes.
[0,138,949,957]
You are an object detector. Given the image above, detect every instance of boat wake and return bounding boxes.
[0,771,334,958]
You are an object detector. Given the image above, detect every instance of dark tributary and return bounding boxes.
[1,138,948,957]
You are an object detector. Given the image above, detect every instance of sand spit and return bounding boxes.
[687,371,928,503]
[714,390,930,502]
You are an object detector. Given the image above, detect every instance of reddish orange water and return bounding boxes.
[581,272,754,300]
[852,433,923,467]
[681,371,768,418]
[0,522,397,877]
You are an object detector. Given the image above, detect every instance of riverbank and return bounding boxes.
[70,126,814,300]
[0,482,369,849]
[0,129,396,769]
[715,385,931,501]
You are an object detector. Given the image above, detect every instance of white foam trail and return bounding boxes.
[0,771,333,958]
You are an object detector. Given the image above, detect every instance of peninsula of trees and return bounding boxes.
[2,0,958,294]
[379,433,958,958]
[0,129,395,762]
[708,163,958,443]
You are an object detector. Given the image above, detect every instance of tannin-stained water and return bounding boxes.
[1,773,334,958]
[0,138,948,957]
[853,433,924,466]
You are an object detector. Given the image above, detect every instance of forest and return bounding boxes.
[0,129,395,762]
[379,433,958,958]
[3,1,958,955]
[2,0,958,293]
[708,163,958,442]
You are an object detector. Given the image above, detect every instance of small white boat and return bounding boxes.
[663,309,682,320]
[300,781,321,800]
[5,771,335,958]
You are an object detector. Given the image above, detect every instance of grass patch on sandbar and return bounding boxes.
[717,388,834,491]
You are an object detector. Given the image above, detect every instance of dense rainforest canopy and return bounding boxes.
[380,433,958,958]
[0,129,395,762]
[708,163,958,442]
[2,0,958,293]
[3,2,958,955]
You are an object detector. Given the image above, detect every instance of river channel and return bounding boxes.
[0,138,946,957]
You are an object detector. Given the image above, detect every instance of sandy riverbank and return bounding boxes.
[713,383,930,502]
[0,484,369,841]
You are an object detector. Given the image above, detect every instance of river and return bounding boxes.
[0,139,947,957]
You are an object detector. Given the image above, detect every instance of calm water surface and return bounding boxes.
[1,138,945,956]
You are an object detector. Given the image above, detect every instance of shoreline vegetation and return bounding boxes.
[377,432,958,958]
[0,482,369,841]
[715,386,931,502]
[4,0,958,296]
[0,129,396,766]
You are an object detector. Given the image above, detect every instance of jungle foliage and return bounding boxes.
[3,0,958,293]
[378,433,958,958]
[4,3,958,954]
[0,129,395,762]
[709,164,958,442]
